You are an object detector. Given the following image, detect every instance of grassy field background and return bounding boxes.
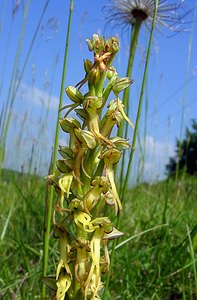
[1,169,197,299]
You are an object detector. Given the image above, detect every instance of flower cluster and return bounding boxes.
[45,34,133,300]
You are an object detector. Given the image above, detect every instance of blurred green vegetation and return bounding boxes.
[1,170,197,299]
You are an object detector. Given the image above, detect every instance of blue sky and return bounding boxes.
[0,0,197,182]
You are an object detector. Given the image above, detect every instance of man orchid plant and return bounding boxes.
[44,34,134,300]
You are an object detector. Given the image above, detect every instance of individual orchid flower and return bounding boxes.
[56,273,72,300]
[83,176,109,214]
[83,96,114,148]
[54,226,71,279]
[58,173,73,199]
[102,148,122,214]
[74,237,90,284]
[54,226,72,299]
[84,218,112,299]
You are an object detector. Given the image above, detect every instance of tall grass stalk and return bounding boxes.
[42,1,74,298]
[0,0,50,177]
[175,3,196,182]
[122,0,158,198]
[114,223,167,251]
[186,224,197,296]
[0,0,31,174]
[118,23,141,135]
[0,201,15,241]
[136,130,145,183]
[118,23,141,192]
[142,84,149,180]
[0,11,13,95]
[103,1,159,298]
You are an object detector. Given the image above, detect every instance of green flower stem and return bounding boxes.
[117,21,141,192]
[103,2,159,299]
[141,88,149,181]
[117,20,141,138]
[122,0,158,198]
[42,1,74,298]
[95,70,106,98]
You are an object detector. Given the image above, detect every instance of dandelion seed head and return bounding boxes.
[104,0,191,34]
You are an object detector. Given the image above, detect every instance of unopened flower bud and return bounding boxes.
[59,146,74,159]
[59,117,80,133]
[105,37,119,53]
[86,38,94,51]
[56,160,72,173]
[111,37,119,53]
[83,96,103,110]
[91,34,105,54]
[66,86,84,103]
[75,108,87,122]
[84,59,93,74]
[112,77,133,94]
[102,148,121,165]
[88,67,100,85]
[92,33,100,45]
[106,66,117,80]
[74,128,97,149]
[110,137,131,150]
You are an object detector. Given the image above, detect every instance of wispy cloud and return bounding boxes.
[145,135,174,159]
[140,135,175,180]
[18,82,59,110]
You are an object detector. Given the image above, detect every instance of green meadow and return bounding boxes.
[1,170,197,299]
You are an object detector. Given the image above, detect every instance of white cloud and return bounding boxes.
[137,135,175,181]
[145,135,174,158]
[18,82,59,110]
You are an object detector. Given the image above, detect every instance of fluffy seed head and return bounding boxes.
[104,0,191,34]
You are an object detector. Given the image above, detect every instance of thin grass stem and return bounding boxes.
[103,2,159,299]
[186,224,197,297]
[0,201,15,241]
[0,0,50,177]
[0,0,31,174]
[118,23,141,192]
[41,1,74,298]
[122,0,159,198]
[142,85,149,180]
[118,22,141,135]
[114,223,168,251]
[175,3,196,182]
